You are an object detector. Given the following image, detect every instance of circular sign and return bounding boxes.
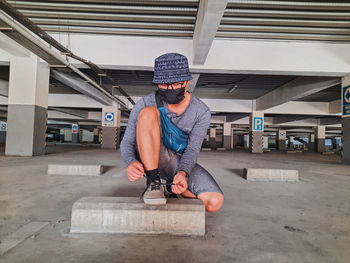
[105,112,114,122]
[345,87,350,104]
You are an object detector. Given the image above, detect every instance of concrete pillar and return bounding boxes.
[71,124,79,143]
[93,128,100,144]
[0,121,6,143]
[244,134,249,148]
[5,55,49,156]
[101,106,121,149]
[59,129,64,142]
[223,122,232,150]
[249,111,264,153]
[308,133,315,152]
[343,118,350,163]
[331,138,337,150]
[342,74,350,163]
[288,136,294,150]
[209,127,216,149]
[315,125,325,153]
[335,136,342,150]
[277,129,286,151]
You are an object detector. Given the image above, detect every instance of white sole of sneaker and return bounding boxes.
[143,198,167,205]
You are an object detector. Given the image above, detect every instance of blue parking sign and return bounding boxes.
[253,117,264,131]
[342,86,350,116]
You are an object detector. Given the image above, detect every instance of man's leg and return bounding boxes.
[136,106,161,174]
[182,190,224,212]
[183,163,224,213]
[198,192,224,213]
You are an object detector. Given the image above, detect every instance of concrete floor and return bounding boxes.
[0,144,349,263]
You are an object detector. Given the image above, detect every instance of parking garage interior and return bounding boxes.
[0,1,350,262]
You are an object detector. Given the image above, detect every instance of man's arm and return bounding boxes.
[176,109,211,175]
[120,98,146,167]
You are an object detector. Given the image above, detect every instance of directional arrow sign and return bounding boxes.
[343,86,350,116]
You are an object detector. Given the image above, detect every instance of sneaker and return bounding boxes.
[142,180,167,205]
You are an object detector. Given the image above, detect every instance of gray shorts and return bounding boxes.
[136,142,223,197]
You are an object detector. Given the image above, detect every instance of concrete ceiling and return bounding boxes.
[80,68,299,99]
[297,84,341,102]
[6,0,350,43]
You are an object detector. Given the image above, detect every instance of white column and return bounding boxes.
[249,111,264,153]
[5,54,49,156]
[101,106,121,149]
[209,127,216,149]
[315,125,326,152]
[223,122,232,150]
[341,74,350,164]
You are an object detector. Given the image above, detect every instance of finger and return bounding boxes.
[179,180,188,189]
[179,185,187,193]
[173,175,183,184]
[130,167,144,177]
[135,163,145,173]
[172,185,181,194]
[129,170,142,180]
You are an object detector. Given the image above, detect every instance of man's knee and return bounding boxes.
[138,106,159,122]
[198,192,224,213]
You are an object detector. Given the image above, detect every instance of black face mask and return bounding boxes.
[157,87,186,104]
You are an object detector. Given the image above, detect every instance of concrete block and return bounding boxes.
[48,164,103,176]
[322,151,335,155]
[201,148,211,151]
[244,168,299,182]
[217,148,226,151]
[287,150,297,154]
[70,197,205,236]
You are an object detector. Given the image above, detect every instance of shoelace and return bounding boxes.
[143,173,175,187]
[140,173,176,199]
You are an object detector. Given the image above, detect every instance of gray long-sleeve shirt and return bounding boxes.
[120,91,211,175]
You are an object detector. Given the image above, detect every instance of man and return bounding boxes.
[120,53,224,212]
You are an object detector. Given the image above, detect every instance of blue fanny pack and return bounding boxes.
[156,91,189,153]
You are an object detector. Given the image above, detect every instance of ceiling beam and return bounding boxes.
[192,0,228,65]
[0,32,30,57]
[51,70,113,105]
[319,116,341,125]
[272,115,313,124]
[49,107,88,119]
[226,113,248,122]
[256,77,340,111]
[329,99,341,114]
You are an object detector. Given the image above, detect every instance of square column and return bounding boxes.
[342,74,350,164]
[277,129,286,151]
[0,121,6,143]
[209,127,216,150]
[288,136,294,150]
[5,55,49,156]
[71,124,79,144]
[223,122,232,150]
[343,118,350,163]
[101,106,121,149]
[93,128,100,144]
[315,125,325,153]
[308,134,315,152]
[249,111,264,153]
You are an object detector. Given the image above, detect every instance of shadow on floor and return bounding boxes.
[226,168,247,180]
[102,165,117,174]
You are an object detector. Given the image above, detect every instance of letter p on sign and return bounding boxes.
[253,117,264,131]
